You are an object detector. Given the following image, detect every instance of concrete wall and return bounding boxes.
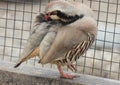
[0,60,120,85]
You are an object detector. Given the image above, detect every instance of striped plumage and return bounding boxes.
[54,32,95,66]
[40,1,97,79]
[14,1,97,79]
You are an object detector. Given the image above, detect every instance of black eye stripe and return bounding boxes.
[68,16,74,19]
[58,12,68,19]
[49,10,84,25]
[59,14,84,25]
[57,11,82,20]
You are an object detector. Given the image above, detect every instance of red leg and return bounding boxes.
[57,65,79,79]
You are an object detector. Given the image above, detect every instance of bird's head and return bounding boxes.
[44,1,84,25]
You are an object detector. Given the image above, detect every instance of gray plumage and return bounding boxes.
[14,13,61,67]
[14,1,97,79]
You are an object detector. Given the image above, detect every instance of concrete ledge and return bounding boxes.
[0,61,120,85]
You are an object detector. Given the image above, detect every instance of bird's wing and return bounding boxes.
[14,22,50,67]
[40,26,90,64]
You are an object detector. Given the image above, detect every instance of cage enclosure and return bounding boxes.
[0,0,120,85]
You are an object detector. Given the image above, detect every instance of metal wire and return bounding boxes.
[0,0,120,81]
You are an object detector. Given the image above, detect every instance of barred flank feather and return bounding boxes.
[55,32,95,66]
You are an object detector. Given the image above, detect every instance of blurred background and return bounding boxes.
[0,0,120,81]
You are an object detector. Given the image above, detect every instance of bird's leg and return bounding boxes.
[57,65,79,79]
[67,64,77,72]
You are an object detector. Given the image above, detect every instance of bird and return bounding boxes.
[14,13,61,68]
[14,1,97,79]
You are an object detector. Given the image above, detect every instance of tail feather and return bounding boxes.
[14,48,40,68]
[14,62,22,68]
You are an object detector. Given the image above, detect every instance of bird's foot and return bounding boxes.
[60,73,79,79]
[57,65,79,79]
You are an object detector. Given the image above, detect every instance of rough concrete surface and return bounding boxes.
[0,60,120,85]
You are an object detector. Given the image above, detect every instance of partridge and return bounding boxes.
[14,1,97,79]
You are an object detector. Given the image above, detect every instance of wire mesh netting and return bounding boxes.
[0,0,120,81]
